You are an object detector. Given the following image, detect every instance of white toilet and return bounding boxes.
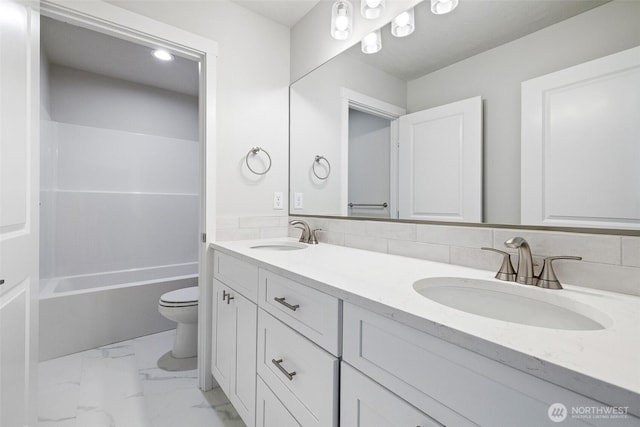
[158,286,199,358]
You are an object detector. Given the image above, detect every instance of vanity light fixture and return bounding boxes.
[152,49,174,61]
[361,29,382,54]
[431,0,459,15]
[331,0,353,40]
[361,0,385,19]
[391,8,415,37]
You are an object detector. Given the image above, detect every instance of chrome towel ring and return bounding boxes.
[313,155,331,180]
[245,146,272,175]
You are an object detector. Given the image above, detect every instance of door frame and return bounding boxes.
[340,88,405,218]
[39,0,218,390]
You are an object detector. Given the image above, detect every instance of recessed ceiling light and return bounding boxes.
[152,49,174,61]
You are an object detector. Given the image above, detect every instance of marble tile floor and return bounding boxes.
[38,330,246,427]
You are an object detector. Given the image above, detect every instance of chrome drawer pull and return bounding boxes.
[271,358,296,380]
[274,297,300,311]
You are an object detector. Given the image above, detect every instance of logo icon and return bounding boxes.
[548,403,568,422]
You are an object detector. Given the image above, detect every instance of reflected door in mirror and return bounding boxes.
[398,96,483,222]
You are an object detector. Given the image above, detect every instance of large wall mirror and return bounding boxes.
[289,0,640,231]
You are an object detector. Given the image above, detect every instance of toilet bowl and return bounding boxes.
[158,286,199,358]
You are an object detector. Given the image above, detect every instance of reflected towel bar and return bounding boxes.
[348,202,388,208]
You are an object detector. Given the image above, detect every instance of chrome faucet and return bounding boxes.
[485,237,583,289]
[289,220,320,244]
[504,237,537,285]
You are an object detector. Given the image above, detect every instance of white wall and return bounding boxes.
[49,65,198,140]
[108,0,291,223]
[290,53,405,216]
[406,1,640,224]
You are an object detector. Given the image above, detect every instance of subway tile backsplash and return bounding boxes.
[289,216,640,297]
[216,215,289,242]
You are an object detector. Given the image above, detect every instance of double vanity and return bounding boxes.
[210,238,639,427]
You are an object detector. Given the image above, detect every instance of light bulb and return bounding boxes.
[391,8,414,37]
[361,0,385,20]
[361,29,382,54]
[363,32,378,44]
[335,14,349,31]
[331,0,353,40]
[431,0,459,15]
[394,12,410,27]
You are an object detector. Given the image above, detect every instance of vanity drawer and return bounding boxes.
[258,269,341,356]
[256,376,301,427]
[343,302,619,427]
[213,251,258,302]
[341,362,443,427]
[257,309,339,427]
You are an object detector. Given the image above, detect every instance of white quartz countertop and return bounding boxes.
[211,238,640,412]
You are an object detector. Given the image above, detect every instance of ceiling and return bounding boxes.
[231,0,322,27]
[344,0,609,82]
[41,16,200,97]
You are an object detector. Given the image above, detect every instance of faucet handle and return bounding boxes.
[291,225,309,243]
[537,256,582,290]
[481,248,516,282]
[309,228,321,245]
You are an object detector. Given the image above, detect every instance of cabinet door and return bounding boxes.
[211,279,234,391]
[211,279,257,426]
[230,290,257,427]
[341,363,443,427]
[256,377,301,427]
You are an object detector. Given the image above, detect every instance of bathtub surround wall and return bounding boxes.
[40,65,200,279]
[40,121,199,279]
[289,216,640,297]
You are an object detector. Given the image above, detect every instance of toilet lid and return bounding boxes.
[160,286,199,306]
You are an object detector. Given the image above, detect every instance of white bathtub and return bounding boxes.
[39,263,198,361]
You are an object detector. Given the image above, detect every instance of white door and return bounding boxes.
[521,46,640,229]
[398,96,482,222]
[0,1,39,425]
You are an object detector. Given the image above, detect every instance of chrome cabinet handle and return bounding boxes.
[271,358,296,381]
[222,290,235,304]
[274,297,299,311]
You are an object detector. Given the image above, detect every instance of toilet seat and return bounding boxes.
[159,286,199,308]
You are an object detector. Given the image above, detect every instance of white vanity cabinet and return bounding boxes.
[342,302,638,427]
[211,244,639,427]
[341,362,444,427]
[256,376,301,427]
[255,269,341,427]
[211,252,259,426]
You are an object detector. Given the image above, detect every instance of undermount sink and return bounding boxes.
[249,242,307,251]
[413,277,611,331]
